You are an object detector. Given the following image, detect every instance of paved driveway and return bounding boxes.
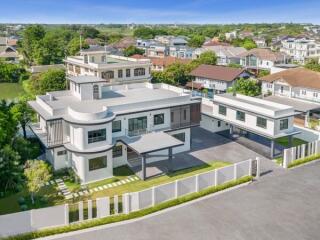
[45,161,320,240]
[135,127,280,179]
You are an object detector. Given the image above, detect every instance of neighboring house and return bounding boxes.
[193,45,247,65]
[202,93,298,158]
[131,55,191,72]
[110,37,136,50]
[189,64,251,93]
[28,80,201,183]
[154,35,188,46]
[0,45,19,62]
[27,64,65,74]
[253,37,267,48]
[202,40,230,47]
[225,31,237,41]
[238,48,288,71]
[260,68,320,127]
[169,46,194,59]
[238,31,254,39]
[146,44,168,58]
[270,63,299,74]
[64,47,151,84]
[280,37,320,64]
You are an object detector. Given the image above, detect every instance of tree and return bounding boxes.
[24,160,52,204]
[227,78,261,96]
[133,27,155,39]
[190,51,217,69]
[80,26,100,39]
[67,37,89,56]
[242,38,257,50]
[0,100,18,147]
[10,96,33,139]
[0,145,23,193]
[188,35,205,48]
[0,61,29,83]
[29,69,66,95]
[123,45,145,57]
[305,58,320,72]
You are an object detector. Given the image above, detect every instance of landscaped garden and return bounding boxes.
[275,136,307,148]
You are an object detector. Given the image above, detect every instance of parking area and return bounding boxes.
[134,127,281,179]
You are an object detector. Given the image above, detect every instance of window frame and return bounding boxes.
[88,129,106,144]
[112,145,123,158]
[172,132,186,142]
[89,156,107,171]
[280,118,289,130]
[112,120,122,133]
[236,111,245,122]
[218,105,227,116]
[154,113,165,125]
[256,116,267,129]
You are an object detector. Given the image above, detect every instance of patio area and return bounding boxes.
[130,127,274,179]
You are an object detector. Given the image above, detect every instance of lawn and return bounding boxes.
[275,136,307,148]
[0,185,64,215]
[68,161,230,202]
[0,83,25,100]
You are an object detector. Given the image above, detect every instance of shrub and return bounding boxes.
[288,154,320,168]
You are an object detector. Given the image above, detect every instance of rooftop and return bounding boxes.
[213,93,295,118]
[259,67,320,90]
[237,48,286,62]
[29,82,198,123]
[190,64,245,82]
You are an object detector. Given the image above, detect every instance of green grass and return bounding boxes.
[0,83,25,100]
[288,154,320,168]
[275,137,307,148]
[3,176,252,240]
[71,161,230,202]
[0,185,64,215]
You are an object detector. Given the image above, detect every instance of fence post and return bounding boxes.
[114,195,118,215]
[195,174,199,192]
[87,200,92,219]
[308,143,312,156]
[283,149,289,168]
[291,147,297,161]
[256,157,261,178]
[174,180,179,198]
[214,169,218,186]
[301,144,306,159]
[78,201,83,222]
[316,140,320,154]
[152,187,156,206]
[249,159,252,176]
[64,204,69,225]
[233,163,237,180]
[122,193,130,214]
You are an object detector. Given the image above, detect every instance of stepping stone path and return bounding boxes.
[60,175,141,199]
[56,178,72,199]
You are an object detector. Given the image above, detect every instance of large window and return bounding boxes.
[93,85,99,99]
[118,69,123,78]
[134,68,145,76]
[88,129,106,144]
[236,111,245,121]
[172,132,185,142]
[102,71,114,80]
[89,156,107,171]
[256,117,267,129]
[128,116,147,136]
[154,113,164,125]
[126,69,131,77]
[280,119,288,130]
[112,120,121,133]
[113,145,123,158]
[219,105,226,116]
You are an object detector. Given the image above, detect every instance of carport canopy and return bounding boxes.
[117,132,184,180]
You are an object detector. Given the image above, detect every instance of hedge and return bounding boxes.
[288,154,320,168]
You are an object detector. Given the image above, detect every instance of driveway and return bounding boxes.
[45,160,320,240]
[133,127,281,179]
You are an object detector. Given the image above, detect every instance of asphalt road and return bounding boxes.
[45,161,320,240]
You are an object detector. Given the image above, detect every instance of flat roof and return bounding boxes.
[213,93,295,118]
[264,95,320,113]
[68,76,106,84]
[118,132,184,154]
[29,83,199,121]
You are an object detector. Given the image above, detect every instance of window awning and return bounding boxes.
[117,132,184,154]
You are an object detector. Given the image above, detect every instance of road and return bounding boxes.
[45,161,320,240]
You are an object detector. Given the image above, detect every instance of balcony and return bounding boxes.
[126,128,148,137]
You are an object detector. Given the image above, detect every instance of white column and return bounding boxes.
[64,204,69,225]
[87,200,92,219]
[256,157,261,178]
[151,187,156,206]
[174,180,179,198]
[78,201,83,221]
[195,174,199,192]
[233,163,238,180]
[114,195,118,215]
[214,169,218,186]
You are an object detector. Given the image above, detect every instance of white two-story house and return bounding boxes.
[28,79,201,183]
[64,48,152,84]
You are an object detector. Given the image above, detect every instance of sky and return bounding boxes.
[1,0,320,24]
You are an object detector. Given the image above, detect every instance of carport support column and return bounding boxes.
[305,111,310,127]
[270,139,275,159]
[229,125,234,135]
[288,135,293,148]
[142,154,146,181]
[168,147,173,172]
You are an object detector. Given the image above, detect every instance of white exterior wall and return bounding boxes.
[200,114,229,133]
[112,142,128,168]
[194,77,230,92]
[71,150,113,184]
[52,146,69,170]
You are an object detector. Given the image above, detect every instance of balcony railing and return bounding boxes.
[126,128,148,137]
